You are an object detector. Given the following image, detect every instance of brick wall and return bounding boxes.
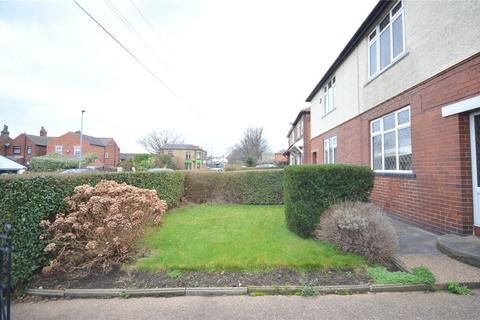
[47,132,106,167]
[7,134,47,165]
[310,53,480,234]
[303,113,312,164]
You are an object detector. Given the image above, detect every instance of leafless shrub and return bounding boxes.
[314,201,396,263]
[40,180,167,278]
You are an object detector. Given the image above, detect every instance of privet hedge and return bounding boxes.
[284,164,374,238]
[0,171,185,286]
[185,170,284,205]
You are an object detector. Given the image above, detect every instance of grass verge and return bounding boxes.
[136,204,365,271]
[367,266,435,285]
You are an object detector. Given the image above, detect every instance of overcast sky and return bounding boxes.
[0,0,377,155]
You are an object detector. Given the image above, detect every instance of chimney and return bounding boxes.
[40,126,47,137]
[1,125,9,137]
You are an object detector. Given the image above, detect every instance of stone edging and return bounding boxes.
[26,282,480,298]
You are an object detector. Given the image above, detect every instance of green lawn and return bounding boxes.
[136,204,365,271]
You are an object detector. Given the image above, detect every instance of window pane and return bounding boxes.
[384,131,397,170]
[392,1,402,16]
[372,120,381,133]
[398,127,412,170]
[383,113,396,130]
[372,135,382,170]
[369,30,377,41]
[392,14,404,58]
[380,26,391,70]
[333,146,337,164]
[369,41,377,76]
[379,14,390,31]
[397,108,410,125]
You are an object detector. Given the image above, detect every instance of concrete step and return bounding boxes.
[436,234,480,268]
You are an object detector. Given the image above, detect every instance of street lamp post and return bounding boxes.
[79,109,85,169]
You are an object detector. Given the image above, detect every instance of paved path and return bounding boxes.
[390,218,480,283]
[13,290,480,320]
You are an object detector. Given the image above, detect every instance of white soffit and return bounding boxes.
[442,94,480,117]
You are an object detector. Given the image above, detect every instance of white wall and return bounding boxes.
[311,0,480,138]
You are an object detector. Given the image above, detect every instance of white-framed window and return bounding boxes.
[196,151,201,160]
[371,106,412,172]
[105,152,109,159]
[323,77,336,115]
[185,151,191,160]
[27,146,32,155]
[13,146,21,154]
[324,136,337,164]
[74,146,81,156]
[368,1,405,78]
[54,145,63,154]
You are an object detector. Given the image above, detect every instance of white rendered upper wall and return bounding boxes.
[311,0,480,138]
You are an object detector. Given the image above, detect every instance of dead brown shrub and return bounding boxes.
[40,180,167,278]
[314,201,396,264]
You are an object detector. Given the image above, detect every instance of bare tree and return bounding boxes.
[138,130,184,154]
[228,127,268,165]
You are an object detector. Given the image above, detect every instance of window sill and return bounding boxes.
[365,51,409,86]
[322,108,336,119]
[374,171,416,178]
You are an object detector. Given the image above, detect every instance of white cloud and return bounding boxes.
[0,0,377,155]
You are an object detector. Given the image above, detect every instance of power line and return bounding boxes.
[103,0,167,66]
[71,0,177,97]
[129,0,169,48]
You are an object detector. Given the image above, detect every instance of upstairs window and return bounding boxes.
[55,145,63,154]
[13,146,21,154]
[27,146,32,154]
[105,152,109,159]
[324,136,337,164]
[168,150,173,156]
[323,77,336,115]
[371,106,412,172]
[368,1,405,78]
[185,151,191,160]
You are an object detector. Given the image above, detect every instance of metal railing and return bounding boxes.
[0,224,12,320]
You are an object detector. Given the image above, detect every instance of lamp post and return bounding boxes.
[79,109,85,169]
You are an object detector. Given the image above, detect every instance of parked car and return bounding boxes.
[60,168,96,174]
[146,168,174,172]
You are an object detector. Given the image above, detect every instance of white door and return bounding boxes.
[470,111,480,231]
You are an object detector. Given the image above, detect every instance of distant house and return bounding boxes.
[285,108,311,165]
[159,144,206,170]
[0,155,26,174]
[2,126,54,166]
[274,150,288,164]
[47,131,120,167]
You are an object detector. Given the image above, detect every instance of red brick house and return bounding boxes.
[2,126,53,166]
[285,108,311,165]
[306,1,480,235]
[47,132,120,167]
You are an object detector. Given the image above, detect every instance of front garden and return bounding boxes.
[0,165,434,294]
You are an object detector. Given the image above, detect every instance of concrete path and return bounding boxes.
[13,290,480,320]
[390,218,480,283]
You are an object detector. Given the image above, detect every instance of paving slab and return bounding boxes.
[389,217,480,284]
[437,234,480,268]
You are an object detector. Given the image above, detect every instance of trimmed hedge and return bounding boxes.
[284,164,374,238]
[30,153,98,172]
[185,170,283,205]
[0,171,185,286]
